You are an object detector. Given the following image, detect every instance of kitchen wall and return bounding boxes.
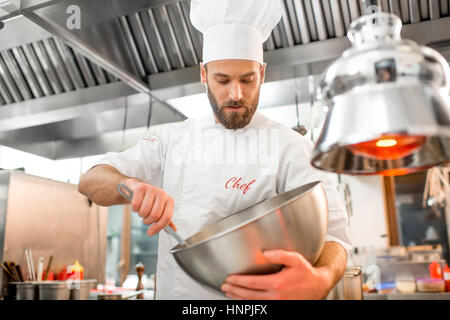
[2,171,108,282]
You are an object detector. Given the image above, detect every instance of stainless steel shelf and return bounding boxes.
[364,292,450,300]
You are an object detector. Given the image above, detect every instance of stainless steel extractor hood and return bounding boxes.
[0,0,449,159]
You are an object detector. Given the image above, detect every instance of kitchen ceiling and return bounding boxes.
[0,0,449,159]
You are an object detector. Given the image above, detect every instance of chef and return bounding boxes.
[78,0,352,300]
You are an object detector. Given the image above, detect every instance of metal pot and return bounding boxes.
[69,279,97,300]
[327,266,363,300]
[170,181,328,293]
[39,281,71,300]
[12,282,39,300]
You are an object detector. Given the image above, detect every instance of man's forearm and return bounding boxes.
[314,241,348,294]
[78,165,138,206]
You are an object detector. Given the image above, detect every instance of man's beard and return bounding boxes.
[207,85,260,130]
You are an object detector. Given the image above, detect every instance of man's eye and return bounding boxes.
[216,79,229,84]
[241,78,255,83]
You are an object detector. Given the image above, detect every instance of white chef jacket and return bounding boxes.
[92,111,352,300]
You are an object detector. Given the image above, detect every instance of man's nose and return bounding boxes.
[229,81,243,101]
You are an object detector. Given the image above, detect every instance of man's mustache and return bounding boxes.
[221,100,248,108]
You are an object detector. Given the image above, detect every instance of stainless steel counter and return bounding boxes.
[364,292,450,300]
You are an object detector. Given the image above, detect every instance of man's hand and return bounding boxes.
[124,178,177,236]
[221,250,335,300]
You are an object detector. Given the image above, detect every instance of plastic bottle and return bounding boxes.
[68,260,84,280]
[57,266,68,281]
[429,261,442,279]
[444,264,450,292]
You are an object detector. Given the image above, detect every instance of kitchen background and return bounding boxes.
[0,0,449,299]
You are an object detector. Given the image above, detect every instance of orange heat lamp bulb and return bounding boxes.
[375,139,397,148]
[348,134,426,161]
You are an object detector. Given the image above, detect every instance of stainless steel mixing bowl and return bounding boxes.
[170,181,329,292]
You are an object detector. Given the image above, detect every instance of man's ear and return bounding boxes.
[200,62,207,85]
[260,62,267,84]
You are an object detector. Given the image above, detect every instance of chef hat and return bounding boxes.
[190,0,282,65]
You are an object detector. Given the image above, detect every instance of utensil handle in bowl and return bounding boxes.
[117,183,133,202]
[116,184,185,245]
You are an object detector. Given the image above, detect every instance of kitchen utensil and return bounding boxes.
[69,279,97,300]
[44,256,53,281]
[39,281,71,300]
[117,183,185,245]
[28,249,36,281]
[328,266,363,300]
[7,262,21,282]
[0,262,17,281]
[24,249,32,281]
[29,252,36,281]
[312,11,450,175]
[25,248,36,281]
[13,282,39,300]
[170,181,328,293]
[37,257,44,282]
[4,262,17,280]
[15,264,24,282]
